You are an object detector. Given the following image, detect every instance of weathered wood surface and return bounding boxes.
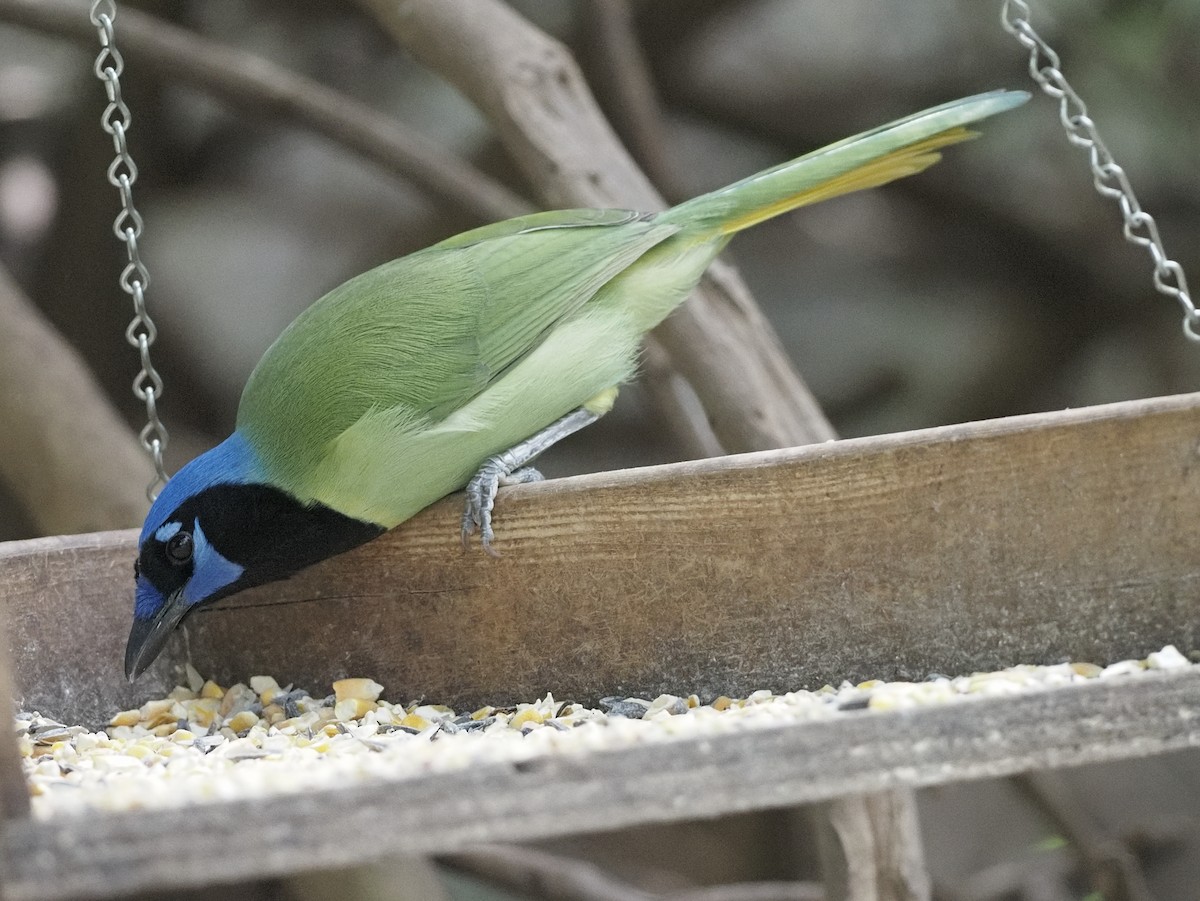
[0,609,29,824]
[3,666,1200,901]
[3,392,1200,726]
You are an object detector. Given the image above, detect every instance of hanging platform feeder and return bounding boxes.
[2,391,1199,898]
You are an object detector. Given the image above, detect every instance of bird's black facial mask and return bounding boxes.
[128,516,245,681]
[127,483,384,680]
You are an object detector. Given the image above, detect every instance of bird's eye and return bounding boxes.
[165,531,194,566]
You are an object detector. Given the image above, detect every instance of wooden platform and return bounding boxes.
[3,392,1200,899]
[3,668,1199,900]
[5,392,1200,724]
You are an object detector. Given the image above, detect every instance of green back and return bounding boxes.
[236,209,677,497]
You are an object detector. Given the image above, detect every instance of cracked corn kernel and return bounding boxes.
[332,678,384,703]
[249,675,280,697]
[109,709,140,727]
[400,713,432,731]
[138,699,173,722]
[185,662,205,693]
[219,684,257,718]
[335,699,375,721]
[510,708,545,728]
[227,711,260,733]
[183,698,220,729]
[200,680,225,699]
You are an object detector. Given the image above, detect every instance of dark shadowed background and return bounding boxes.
[1,1,1198,899]
[2,0,1198,540]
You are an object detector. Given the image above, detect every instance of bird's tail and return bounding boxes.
[657,90,1028,240]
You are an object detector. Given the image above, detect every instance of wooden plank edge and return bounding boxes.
[3,389,1200,565]
[0,603,29,822]
[3,667,1199,901]
[516,390,1200,498]
[5,388,1200,721]
[0,602,31,901]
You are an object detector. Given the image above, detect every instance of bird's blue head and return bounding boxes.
[125,431,383,681]
[127,433,261,682]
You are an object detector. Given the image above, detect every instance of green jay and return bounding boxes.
[126,90,1029,679]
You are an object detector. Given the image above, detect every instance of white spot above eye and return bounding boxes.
[154,521,182,543]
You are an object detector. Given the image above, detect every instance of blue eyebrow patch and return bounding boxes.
[154,521,182,543]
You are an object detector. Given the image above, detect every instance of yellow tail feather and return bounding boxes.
[717,126,978,236]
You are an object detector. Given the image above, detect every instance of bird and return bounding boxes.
[125,89,1029,680]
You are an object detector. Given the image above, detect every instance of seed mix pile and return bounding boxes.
[15,645,1194,818]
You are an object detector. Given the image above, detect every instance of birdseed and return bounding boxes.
[13,645,1194,819]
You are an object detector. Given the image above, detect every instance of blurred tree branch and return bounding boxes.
[445,844,826,900]
[0,0,834,530]
[0,263,147,535]
[0,0,723,456]
[580,0,682,200]
[1013,772,1155,901]
[0,0,532,223]
[357,0,837,453]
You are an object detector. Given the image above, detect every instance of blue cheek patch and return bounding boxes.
[135,574,165,621]
[183,520,244,606]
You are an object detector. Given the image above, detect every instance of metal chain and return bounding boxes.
[90,0,170,499]
[1001,0,1198,341]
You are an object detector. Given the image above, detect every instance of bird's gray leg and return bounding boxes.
[462,405,604,556]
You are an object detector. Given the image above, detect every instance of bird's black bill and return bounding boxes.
[124,592,189,682]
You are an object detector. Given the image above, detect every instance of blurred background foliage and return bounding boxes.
[2,3,1200,897]
[0,0,1198,540]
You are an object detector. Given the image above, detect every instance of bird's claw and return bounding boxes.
[460,459,543,556]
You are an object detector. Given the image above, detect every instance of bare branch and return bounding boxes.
[444,845,825,901]
[667,883,826,901]
[445,845,655,901]
[1013,772,1156,901]
[639,340,724,459]
[579,0,682,199]
[814,791,931,901]
[0,263,147,535]
[357,0,837,452]
[0,0,532,223]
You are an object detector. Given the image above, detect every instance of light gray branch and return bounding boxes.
[0,0,532,223]
[357,0,837,453]
[815,791,931,901]
[0,263,147,535]
[445,844,826,901]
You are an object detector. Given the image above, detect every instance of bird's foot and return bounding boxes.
[458,404,604,555]
[461,458,544,556]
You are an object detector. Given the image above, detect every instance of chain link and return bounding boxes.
[1001,0,1198,341]
[90,0,170,499]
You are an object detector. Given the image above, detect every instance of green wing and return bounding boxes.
[236,209,677,497]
